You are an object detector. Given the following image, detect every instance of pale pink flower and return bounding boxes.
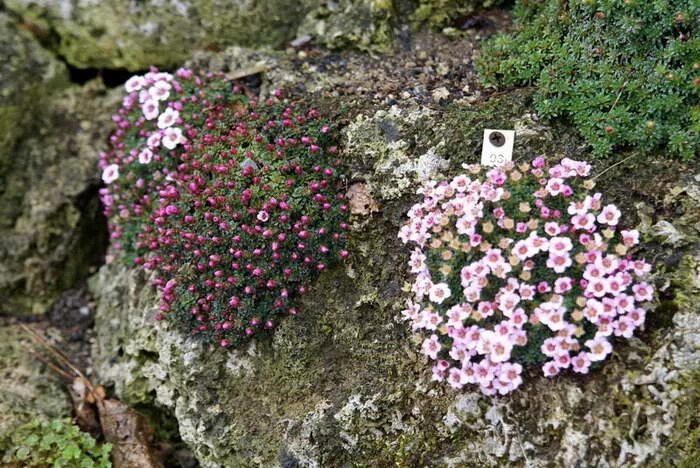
[421,334,441,359]
[554,353,571,369]
[547,253,572,274]
[583,264,603,281]
[626,308,646,326]
[409,249,427,273]
[474,359,495,385]
[147,132,161,148]
[613,316,636,339]
[632,282,654,302]
[571,213,596,231]
[621,229,640,246]
[497,362,523,391]
[567,197,592,216]
[511,239,533,261]
[597,204,621,225]
[519,284,536,300]
[157,107,179,129]
[594,255,619,274]
[101,164,119,184]
[125,75,145,93]
[549,236,573,254]
[615,293,635,313]
[483,248,505,269]
[544,222,561,236]
[546,177,565,196]
[585,337,613,361]
[497,291,520,314]
[476,301,494,318]
[450,174,471,192]
[543,361,560,377]
[257,210,269,222]
[509,308,528,328]
[541,337,563,358]
[587,278,608,298]
[630,260,651,276]
[142,99,160,120]
[446,304,470,327]
[138,148,153,164]
[429,282,451,304]
[148,81,171,101]
[162,127,186,149]
[488,334,513,363]
[571,352,591,374]
[138,89,150,103]
[463,286,481,303]
[455,216,474,235]
[447,367,466,389]
[554,277,573,294]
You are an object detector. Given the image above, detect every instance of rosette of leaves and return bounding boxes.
[143,97,349,348]
[2,419,112,467]
[478,0,699,160]
[398,157,654,395]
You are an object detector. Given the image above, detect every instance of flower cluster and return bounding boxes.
[99,68,349,348]
[399,157,654,395]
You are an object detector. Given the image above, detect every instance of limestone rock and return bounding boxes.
[0,11,68,212]
[297,0,396,51]
[0,325,72,446]
[0,80,121,314]
[90,89,700,466]
[4,0,326,70]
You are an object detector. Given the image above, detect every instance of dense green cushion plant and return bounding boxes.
[100,69,349,348]
[478,0,699,160]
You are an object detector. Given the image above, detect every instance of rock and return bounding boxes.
[297,0,396,51]
[4,0,331,71]
[0,12,68,215]
[412,0,505,30]
[0,325,72,445]
[0,80,121,315]
[90,84,700,466]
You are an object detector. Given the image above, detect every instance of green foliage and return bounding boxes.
[2,419,112,467]
[479,0,700,160]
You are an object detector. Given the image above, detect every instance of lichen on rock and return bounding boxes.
[89,77,700,465]
[4,0,345,70]
[297,0,397,51]
[0,79,119,315]
[0,325,72,448]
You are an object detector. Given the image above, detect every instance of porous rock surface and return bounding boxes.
[0,12,120,315]
[89,57,700,464]
[0,324,73,445]
[1,4,697,465]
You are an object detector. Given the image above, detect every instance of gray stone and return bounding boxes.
[0,325,72,445]
[89,88,700,466]
[0,79,121,314]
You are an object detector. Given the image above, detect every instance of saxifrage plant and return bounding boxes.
[99,69,349,348]
[399,157,654,395]
[478,0,699,160]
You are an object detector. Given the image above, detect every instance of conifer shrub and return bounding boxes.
[478,0,699,160]
[99,69,349,348]
[399,157,654,395]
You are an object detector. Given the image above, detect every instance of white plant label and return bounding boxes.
[481,129,515,167]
